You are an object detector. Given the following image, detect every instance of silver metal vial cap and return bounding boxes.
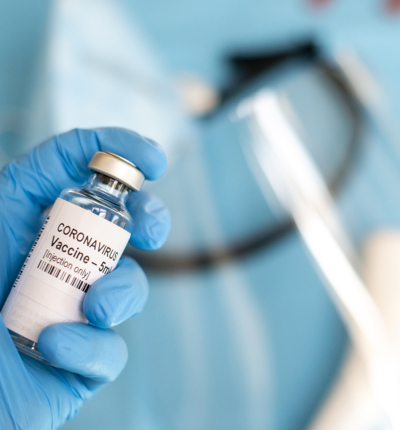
[88,152,145,191]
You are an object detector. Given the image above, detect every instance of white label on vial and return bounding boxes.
[1,198,131,343]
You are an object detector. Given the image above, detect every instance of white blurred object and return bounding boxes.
[310,232,400,430]
[26,0,194,163]
[238,91,400,429]
[309,349,388,430]
[334,51,382,108]
[176,72,219,116]
[364,232,400,361]
[306,51,400,430]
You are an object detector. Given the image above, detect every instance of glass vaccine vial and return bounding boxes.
[1,152,144,362]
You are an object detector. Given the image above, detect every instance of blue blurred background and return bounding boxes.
[2,1,400,429]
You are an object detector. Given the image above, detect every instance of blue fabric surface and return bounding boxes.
[0,0,52,161]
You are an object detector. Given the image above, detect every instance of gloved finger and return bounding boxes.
[38,323,128,383]
[0,127,166,214]
[127,191,171,250]
[83,256,148,328]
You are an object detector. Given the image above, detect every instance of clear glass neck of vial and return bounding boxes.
[86,172,131,204]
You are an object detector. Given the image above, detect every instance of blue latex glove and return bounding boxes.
[0,128,170,429]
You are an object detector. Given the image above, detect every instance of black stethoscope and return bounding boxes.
[135,40,361,272]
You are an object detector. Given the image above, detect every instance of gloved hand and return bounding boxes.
[0,128,170,429]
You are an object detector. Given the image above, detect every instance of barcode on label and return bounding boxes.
[13,216,50,287]
[37,260,91,293]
